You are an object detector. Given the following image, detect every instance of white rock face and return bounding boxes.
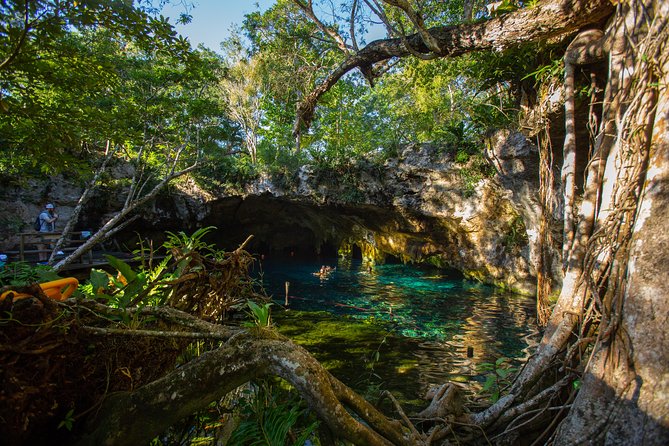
[249,138,541,295]
[0,134,541,295]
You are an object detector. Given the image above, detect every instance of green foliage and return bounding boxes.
[78,257,151,314]
[307,157,374,204]
[78,227,265,330]
[265,163,302,191]
[0,0,571,212]
[477,357,518,402]
[233,1,520,171]
[80,228,219,310]
[229,381,318,446]
[491,0,519,15]
[522,57,564,85]
[57,408,76,431]
[163,226,218,279]
[82,241,177,309]
[0,262,61,287]
[246,300,273,327]
[0,0,232,187]
[164,226,217,256]
[456,153,494,197]
[104,255,138,284]
[502,215,529,251]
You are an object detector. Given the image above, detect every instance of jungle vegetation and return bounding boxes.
[1,0,668,445]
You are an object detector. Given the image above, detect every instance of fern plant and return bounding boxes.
[163,226,217,255]
[229,382,318,446]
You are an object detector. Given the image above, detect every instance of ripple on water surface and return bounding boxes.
[257,258,539,408]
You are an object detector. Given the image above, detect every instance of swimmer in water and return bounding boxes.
[313,265,335,278]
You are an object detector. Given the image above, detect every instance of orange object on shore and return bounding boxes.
[0,277,79,302]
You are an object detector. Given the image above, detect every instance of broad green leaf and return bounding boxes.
[482,374,496,391]
[104,255,137,282]
[89,269,109,291]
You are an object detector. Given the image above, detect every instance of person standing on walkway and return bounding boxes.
[37,203,59,262]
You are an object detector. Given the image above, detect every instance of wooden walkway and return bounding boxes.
[4,231,135,267]
[3,232,159,279]
[4,231,96,264]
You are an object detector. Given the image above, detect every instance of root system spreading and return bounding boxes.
[0,238,266,445]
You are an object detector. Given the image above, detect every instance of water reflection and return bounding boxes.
[258,258,539,407]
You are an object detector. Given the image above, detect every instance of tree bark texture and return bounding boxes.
[76,329,416,446]
[553,1,669,442]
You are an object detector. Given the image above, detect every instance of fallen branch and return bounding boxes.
[80,326,242,341]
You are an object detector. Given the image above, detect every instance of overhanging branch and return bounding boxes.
[293,0,614,137]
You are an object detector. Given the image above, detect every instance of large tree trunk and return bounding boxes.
[498,1,668,443]
[555,103,669,445]
[553,2,669,442]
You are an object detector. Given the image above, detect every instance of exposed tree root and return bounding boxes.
[75,323,418,446]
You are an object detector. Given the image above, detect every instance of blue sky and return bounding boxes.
[163,1,275,52]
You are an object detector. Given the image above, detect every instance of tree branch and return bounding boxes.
[0,0,31,71]
[293,0,352,54]
[80,326,239,341]
[293,0,614,136]
[48,142,118,264]
[350,0,360,52]
[53,160,200,272]
[382,0,443,54]
[363,0,401,37]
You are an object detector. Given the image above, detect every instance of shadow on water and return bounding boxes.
[255,257,540,410]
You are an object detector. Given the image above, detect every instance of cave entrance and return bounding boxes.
[351,244,362,260]
[385,254,402,264]
[318,242,338,258]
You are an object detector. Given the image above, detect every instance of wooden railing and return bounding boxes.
[5,231,95,263]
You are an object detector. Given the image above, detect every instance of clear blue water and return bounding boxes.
[255,257,539,408]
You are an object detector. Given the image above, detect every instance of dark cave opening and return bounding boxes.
[318,242,338,258]
[351,244,362,260]
[197,194,468,276]
[385,254,402,264]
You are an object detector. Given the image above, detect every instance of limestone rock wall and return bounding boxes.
[0,133,540,295]
[203,136,540,295]
[0,177,85,252]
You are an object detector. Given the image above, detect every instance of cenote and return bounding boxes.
[255,256,540,410]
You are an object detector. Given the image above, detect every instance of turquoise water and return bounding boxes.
[256,257,539,408]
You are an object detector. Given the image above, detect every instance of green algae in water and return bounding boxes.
[261,259,539,410]
[274,310,429,410]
